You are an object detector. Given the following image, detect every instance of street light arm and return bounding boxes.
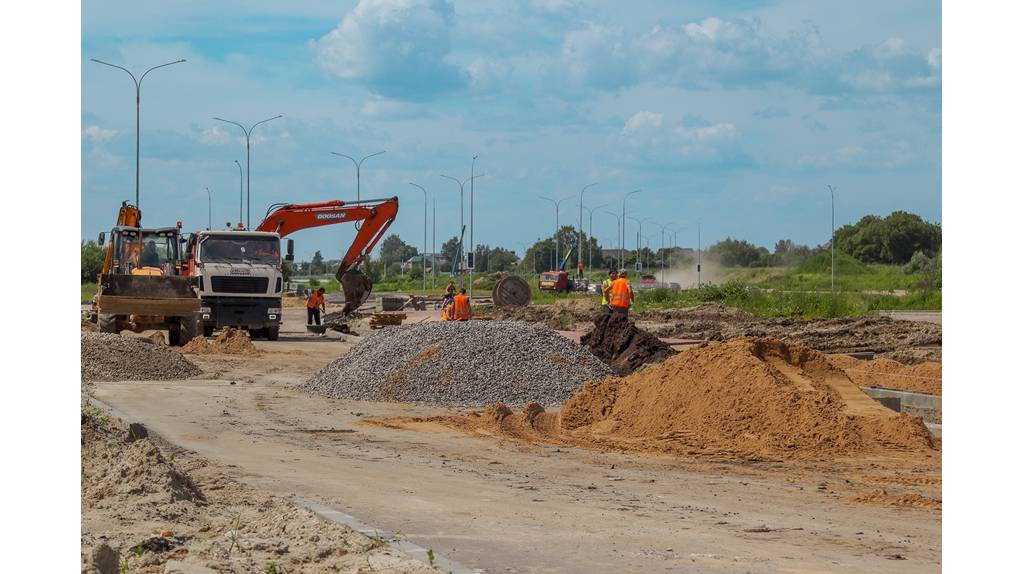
[250,114,283,136]
[139,59,186,83]
[213,117,247,134]
[440,174,464,189]
[332,152,359,169]
[360,150,386,166]
[90,58,138,85]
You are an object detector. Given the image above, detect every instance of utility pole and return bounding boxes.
[698,220,702,286]
[828,185,836,292]
[432,196,436,289]
[409,182,428,294]
[213,115,283,228]
[604,211,621,271]
[621,189,642,270]
[90,57,186,210]
[204,187,212,230]
[578,182,597,276]
[233,160,243,226]
[470,155,478,301]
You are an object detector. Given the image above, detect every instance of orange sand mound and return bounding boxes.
[849,489,941,510]
[384,337,936,462]
[180,327,260,355]
[828,355,941,395]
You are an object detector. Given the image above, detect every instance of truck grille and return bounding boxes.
[210,276,269,294]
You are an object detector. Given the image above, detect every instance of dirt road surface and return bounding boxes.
[89,308,940,573]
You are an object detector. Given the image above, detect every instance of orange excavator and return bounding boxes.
[256,197,399,314]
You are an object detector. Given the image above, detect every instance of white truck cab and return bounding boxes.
[188,230,293,340]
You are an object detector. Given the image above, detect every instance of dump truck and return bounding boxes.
[92,201,200,346]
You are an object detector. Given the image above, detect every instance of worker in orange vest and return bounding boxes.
[608,269,634,317]
[307,287,325,326]
[452,287,472,321]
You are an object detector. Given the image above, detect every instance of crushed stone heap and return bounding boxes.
[81,333,201,382]
[302,320,612,407]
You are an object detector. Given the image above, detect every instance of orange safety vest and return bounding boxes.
[452,294,472,320]
[608,277,632,308]
[307,292,322,309]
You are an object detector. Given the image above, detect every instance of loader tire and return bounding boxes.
[98,314,119,334]
[178,315,199,346]
[266,325,280,341]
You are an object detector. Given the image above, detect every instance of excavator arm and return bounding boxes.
[256,197,399,313]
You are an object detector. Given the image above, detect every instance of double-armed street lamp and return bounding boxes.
[213,115,283,228]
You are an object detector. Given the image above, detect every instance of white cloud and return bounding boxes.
[83,125,116,143]
[561,23,634,89]
[198,125,231,145]
[622,111,663,135]
[313,0,464,99]
[675,122,737,142]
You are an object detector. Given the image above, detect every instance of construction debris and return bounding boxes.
[581,311,676,375]
[369,312,406,329]
[392,337,935,461]
[302,320,612,406]
[180,327,260,355]
[81,333,201,382]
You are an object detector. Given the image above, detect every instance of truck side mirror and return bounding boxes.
[97,232,105,246]
[286,239,294,262]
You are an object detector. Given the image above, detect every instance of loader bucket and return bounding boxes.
[96,274,199,316]
[339,270,373,314]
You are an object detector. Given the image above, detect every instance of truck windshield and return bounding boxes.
[200,236,280,264]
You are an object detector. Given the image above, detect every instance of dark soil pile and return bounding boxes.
[581,311,676,375]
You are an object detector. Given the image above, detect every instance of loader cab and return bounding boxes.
[108,226,182,276]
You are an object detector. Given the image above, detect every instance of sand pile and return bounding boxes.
[393,337,935,461]
[580,311,676,375]
[828,355,941,395]
[81,333,201,382]
[303,320,612,406]
[180,327,260,355]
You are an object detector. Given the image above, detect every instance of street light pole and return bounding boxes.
[621,189,642,270]
[540,196,575,269]
[827,185,836,292]
[90,57,186,210]
[233,160,243,226]
[409,182,429,294]
[204,187,212,230]
[604,211,621,270]
[578,182,597,275]
[470,155,479,300]
[213,115,283,228]
[441,173,485,288]
[432,196,436,289]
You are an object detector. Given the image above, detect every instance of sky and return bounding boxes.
[81,0,941,261]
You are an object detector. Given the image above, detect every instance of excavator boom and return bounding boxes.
[256,197,399,313]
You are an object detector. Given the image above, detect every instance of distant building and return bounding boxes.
[403,253,448,271]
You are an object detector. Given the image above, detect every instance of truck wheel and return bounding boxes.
[178,315,199,346]
[266,325,280,341]
[203,325,215,338]
[98,314,119,334]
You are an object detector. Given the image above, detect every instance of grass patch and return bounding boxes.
[82,282,97,303]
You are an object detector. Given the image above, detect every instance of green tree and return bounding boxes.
[834,211,940,265]
[380,234,418,267]
[81,241,105,283]
[441,235,461,268]
[310,250,325,275]
[707,238,770,267]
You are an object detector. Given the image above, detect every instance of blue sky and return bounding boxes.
[82,0,940,261]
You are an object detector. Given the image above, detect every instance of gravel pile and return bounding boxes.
[302,320,613,406]
[81,333,201,382]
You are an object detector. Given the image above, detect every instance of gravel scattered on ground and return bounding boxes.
[81,333,201,382]
[302,320,612,407]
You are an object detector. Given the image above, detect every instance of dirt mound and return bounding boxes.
[81,409,435,573]
[581,311,676,375]
[827,355,941,395]
[849,489,941,510]
[180,327,260,355]
[487,298,598,330]
[81,320,99,332]
[81,333,201,382]
[303,320,612,407]
[399,337,935,461]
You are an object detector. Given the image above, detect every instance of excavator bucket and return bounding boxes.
[339,270,373,314]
